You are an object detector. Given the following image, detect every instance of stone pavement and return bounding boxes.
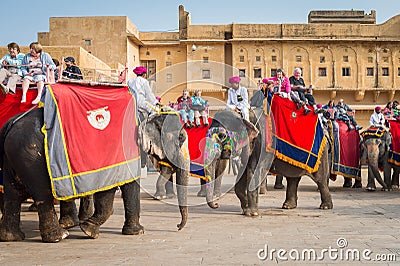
[1,170,399,265]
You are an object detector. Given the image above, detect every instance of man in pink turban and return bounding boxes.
[370,106,385,128]
[127,66,159,117]
[226,76,250,120]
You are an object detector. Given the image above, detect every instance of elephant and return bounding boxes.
[138,113,189,230]
[205,109,333,216]
[362,129,392,191]
[0,108,144,242]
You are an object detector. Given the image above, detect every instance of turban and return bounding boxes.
[375,106,381,112]
[133,66,147,75]
[316,104,323,109]
[229,76,241,83]
[262,78,269,84]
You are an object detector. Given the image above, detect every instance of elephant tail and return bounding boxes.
[0,118,14,167]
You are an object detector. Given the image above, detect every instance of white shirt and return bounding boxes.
[226,86,250,110]
[127,76,157,110]
[369,111,385,127]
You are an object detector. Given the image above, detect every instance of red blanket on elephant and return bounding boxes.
[42,83,140,200]
[331,121,361,179]
[389,120,400,166]
[183,118,212,179]
[0,88,38,129]
[267,95,326,172]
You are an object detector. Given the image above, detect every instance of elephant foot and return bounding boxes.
[166,193,176,199]
[391,185,399,190]
[365,186,376,192]
[0,227,25,242]
[59,215,79,229]
[381,188,391,192]
[352,181,362,188]
[153,192,167,200]
[41,228,69,243]
[259,187,267,194]
[282,201,297,209]
[122,224,144,235]
[242,208,251,216]
[343,178,352,188]
[319,202,333,210]
[196,188,206,197]
[274,184,285,189]
[80,220,100,239]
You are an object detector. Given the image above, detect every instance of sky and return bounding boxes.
[1,0,400,46]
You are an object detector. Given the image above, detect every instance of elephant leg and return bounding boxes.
[80,187,116,239]
[352,179,362,188]
[282,177,300,209]
[37,198,69,243]
[121,180,144,235]
[391,167,400,189]
[197,177,206,197]
[0,192,3,215]
[343,177,352,188]
[366,164,377,190]
[0,172,25,241]
[78,195,94,222]
[246,165,260,217]
[312,175,333,209]
[154,166,171,200]
[59,200,79,229]
[259,177,267,194]
[165,174,176,199]
[235,174,249,215]
[383,162,392,191]
[175,167,188,230]
[274,175,285,189]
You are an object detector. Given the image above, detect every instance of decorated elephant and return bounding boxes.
[205,107,333,216]
[138,113,189,230]
[361,127,392,191]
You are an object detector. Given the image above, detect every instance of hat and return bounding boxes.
[316,104,323,109]
[155,96,161,102]
[262,78,269,84]
[133,66,147,75]
[375,106,381,112]
[64,56,75,63]
[229,76,241,83]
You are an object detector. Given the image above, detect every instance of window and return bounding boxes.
[342,67,351,76]
[203,57,209,63]
[366,68,374,76]
[383,57,389,63]
[398,58,400,64]
[318,68,327,77]
[146,51,150,56]
[166,73,172,83]
[253,68,262,79]
[320,56,325,63]
[382,67,389,76]
[166,51,171,56]
[202,69,211,79]
[368,57,373,63]
[140,60,156,81]
[239,56,244,62]
[240,49,244,53]
[296,56,302,62]
[84,39,91,46]
[271,56,277,62]
[398,67,400,76]
[166,61,172,67]
[270,69,277,77]
[255,56,261,62]
[343,56,349,62]
[239,69,246,77]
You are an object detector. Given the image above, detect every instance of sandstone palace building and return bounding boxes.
[3,5,400,125]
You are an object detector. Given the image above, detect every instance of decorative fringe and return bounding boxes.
[0,185,3,193]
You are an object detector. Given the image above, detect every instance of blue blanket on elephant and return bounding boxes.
[330,121,361,180]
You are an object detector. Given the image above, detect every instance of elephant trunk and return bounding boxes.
[366,144,388,189]
[175,167,189,230]
[205,165,219,209]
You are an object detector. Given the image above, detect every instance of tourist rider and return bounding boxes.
[62,56,83,80]
[335,99,362,131]
[191,90,209,127]
[370,106,386,128]
[289,68,312,114]
[0,42,25,95]
[226,76,250,121]
[127,66,159,120]
[177,89,195,128]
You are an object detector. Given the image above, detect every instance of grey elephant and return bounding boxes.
[205,109,333,216]
[361,129,392,191]
[139,113,189,230]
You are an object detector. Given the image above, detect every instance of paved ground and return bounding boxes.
[1,170,400,265]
